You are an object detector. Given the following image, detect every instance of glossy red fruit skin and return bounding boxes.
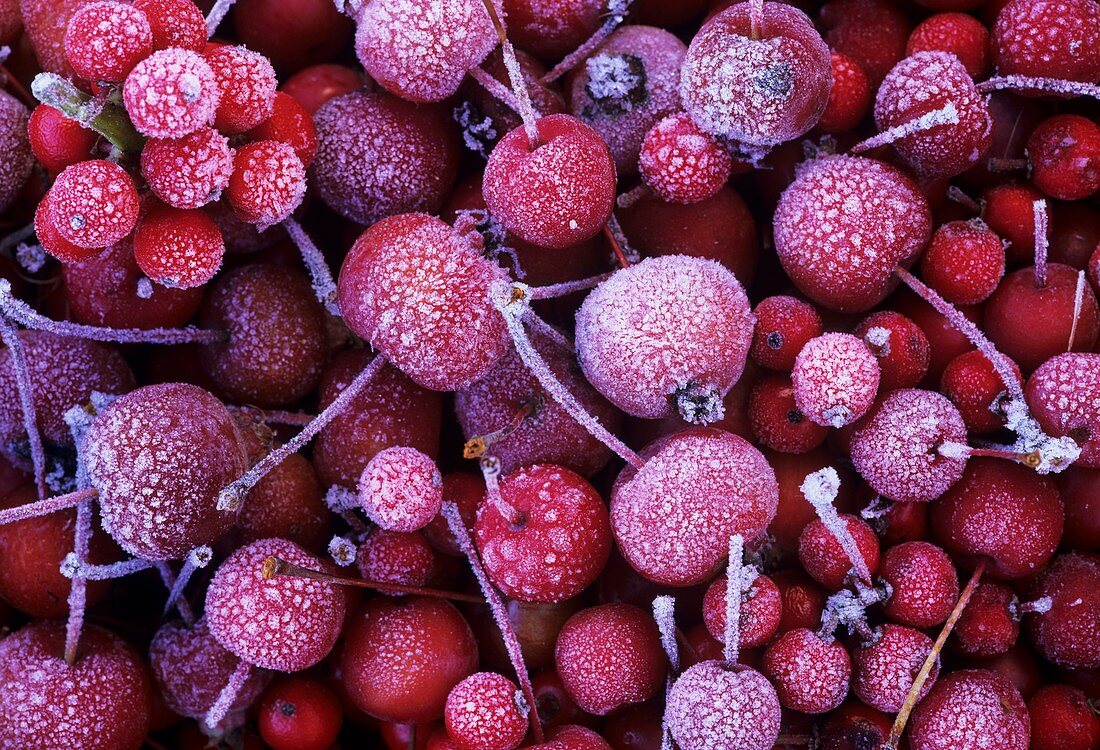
[816,50,871,133]
[554,603,667,716]
[879,541,959,629]
[820,0,912,85]
[892,288,980,383]
[132,203,225,289]
[1026,684,1100,750]
[820,701,894,750]
[1026,353,1100,467]
[952,582,1020,657]
[281,64,363,115]
[258,676,344,750]
[28,104,98,173]
[502,0,604,61]
[238,452,332,553]
[1027,114,1100,200]
[750,295,823,372]
[906,12,991,78]
[919,220,1006,306]
[1058,467,1100,550]
[766,448,857,553]
[341,597,478,724]
[1025,553,1100,670]
[853,310,930,390]
[132,0,206,51]
[749,375,829,454]
[232,0,352,72]
[852,624,939,712]
[798,514,881,591]
[940,350,1021,434]
[981,181,1044,265]
[246,91,318,167]
[992,0,1100,84]
[930,459,1064,580]
[772,569,827,635]
[35,192,96,263]
[762,628,851,714]
[909,669,1030,750]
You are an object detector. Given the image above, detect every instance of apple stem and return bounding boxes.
[724,534,744,666]
[478,455,526,527]
[30,73,145,155]
[986,157,1029,173]
[205,658,252,729]
[154,561,196,625]
[603,214,637,269]
[63,555,157,580]
[283,218,341,317]
[163,546,213,618]
[0,485,97,526]
[522,309,576,354]
[801,468,872,585]
[976,75,1100,100]
[204,0,238,37]
[885,558,988,750]
[850,102,959,154]
[442,501,545,744]
[946,186,980,212]
[940,442,1042,469]
[0,315,47,499]
[528,272,614,300]
[540,0,634,84]
[617,183,651,210]
[464,398,542,459]
[478,0,541,147]
[63,499,93,665]
[651,595,681,672]
[468,65,523,114]
[260,555,486,603]
[1069,269,1087,352]
[216,355,384,511]
[252,409,317,427]
[0,61,35,109]
[749,0,764,39]
[1033,199,1049,289]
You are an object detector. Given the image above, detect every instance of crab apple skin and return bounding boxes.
[199,264,327,408]
[341,596,479,724]
[852,624,939,713]
[246,91,318,168]
[132,203,225,289]
[38,199,95,271]
[49,159,140,250]
[774,155,932,313]
[150,619,270,721]
[336,213,509,392]
[792,333,880,428]
[666,661,781,750]
[0,330,135,446]
[1027,684,1100,750]
[942,350,1022,435]
[992,0,1100,84]
[355,0,495,104]
[820,0,912,86]
[132,0,206,52]
[1025,553,1100,669]
[356,529,435,589]
[820,701,894,750]
[207,538,346,672]
[140,127,234,210]
[919,220,1006,306]
[312,90,459,226]
[874,52,992,180]
[204,44,278,135]
[879,541,959,629]
[773,569,828,635]
[456,326,622,478]
[952,582,1020,657]
[611,427,778,586]
[1058,467,1100,550]
[703,572,782,649]
[852,310,931,391]
[554,603,666,716]
[575,255,753,420]
[639,113,732,204]
[766,448,857,553]
[906,12,991,79]
[312,353,442,490]
[1027,115,1100,200]
[909,669,1030,750]
[1026,353,1100,467]
[258,675,343,750]
[233,0,352,73]
[798,514,881,590]
[985,264,1100,373]
[527,724,612,750]
[502,0,603,61]
[680,1,831,146]
[748,374,829,454]
[475,464,611,604]
[0,621,151,750]
[239,453,332,553]
[850,389,968,503]
[750,295,823,372]
[358,446,442,533]
[0,484,116,617]
[63,240,204,330]
[483,114,617,251]
[567,25,687,178]
[123,48,221,139]
[930,459,1064,580]
[980,181,1043,265]
[816,50,871,134]
[892,288,981,383]
[64,1,152,83]
[28,104,98,174]
[84,383,246,560]
[763,628,851,714]
[444,672,527,750]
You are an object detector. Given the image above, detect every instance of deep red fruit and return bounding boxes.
[233,0,352,72]
[226,140,307,228]
[205,44,278,134]
[554,603,666,716]
[816,50,871,134]
[1058,467,1100,550]
[19,0,90,75]
[444,672,528,750]
[132,0,206,51]
[356,528,435,589]
[35,200,89,270]
[132,203,225,289]
[1026,353,1100,467]
[28,104,98,173]
[358,446,442,533]
[140,126,234,210]
[909,669,1030,750]
[48,159,139,249]
[981,181,1043,265]
[280,63,363,115]
[639,113,732,205]
[940,350,1021,434]
[820,0,912,85]
[246,91,318,167]
[666,661,781,750]
[763,628,851,714]
[1027,115,1100,200]
[798,514,881,590]
[879,541,959,629]
[750,295,823,372]
[853,310,931,390]
[258,675,344,750]
[919,220,1006,306]
[484,114,616,250]
[423,473,483,557]
[239,453,331,553]
[123,48,221,139]
[766,449,857,552]
[852,624,939,712]
[992,0,1100,84]
[749,374,829,454]
[502,0,603,60]
[820,701,894,750]
[773,569,828,635]
[341,596,479,724]
[792,333,880,428]
[1025,553,1100,669]
[64,1,152,82]
[906,12,991,78]
[952,582,1020,657]
[1026,684,1100,750]
[703,572,782,649]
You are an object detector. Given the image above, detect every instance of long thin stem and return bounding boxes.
[976,75,1100,100]
[63,499,92,664]
[850,103,959,154]
[0,316,46,499]
[205,0,238,37]
[163,546,212,618]
[603,222,632,270]
[539,0,633,84]
[468,65,522,113]
[652,595,680,672]
[477,0,540,146]
[63,556,156,580]
[479,455,525,528]
[522,309,575,354]
[283,218,341,317]
[217,355,383,510]
[0,63,35,108]
[1069,269,1086,352]
[261,555,485,603]
[0,486,97,526]
[724,534,744,665]
[1033,199,1048,288]
[255,409,317,427]
[885,558,988,750]
[30,73,144,154]
[749,0,763,39]
[528,272,614,300]
[205,658,252,729]
[801,468,872,585]
[154,562,195,625]
[463,399,541,459]
[442,502,544,744]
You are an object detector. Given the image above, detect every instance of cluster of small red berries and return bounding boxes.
[0,0,1098,750]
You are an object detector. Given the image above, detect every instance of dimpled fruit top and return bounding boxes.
[0,620,150,750]
[792,332,880,427]
[1026,353,1100,467]
[205,538,346,672]
[774,155,931,313]
[666,662,781,750]
[850,388,968,503]
[992,0,1100,83]
[311,90,459,226]
[908,669,1030,750]
[355,0,496,103]
[611,427,778,586]
[874,52,992,179]
[567,25,687,176]
[336,213,509,392]
[475,464,611,603]
[358,446,442,533]
[575,255,754,420]
[0,90,33,214]
[83,382,247,560]
[0,330,134,445]
[680,1,832,147]
[123,48,220,139]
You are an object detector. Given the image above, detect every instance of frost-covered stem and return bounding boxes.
[540,0,634,84]
[323,486,369,534]
[0,61,35,108]
[464,400,540,459]
[0,486,96,525]
[217,355,384,510]
[801,468,872,585]
[477,0,541,146]
[479,455,525,527]
[261,555,485,602]
[0,223,36,256]
[163,546,212,618]
[617,183,650,210]
[522,309,575,354]
[894,267,1025,402]
[724,534,744,665]
[63,500,93,664]
[946,186,980,212]
[205,659,252,729]
[850,103,959,154]
[256,409,316,427]
[528,272,614,300]
[651,595,680,672]
[885,558,987,750]
[283,218,341,317]
[0,316,46,499]
[30,73,144,154]
[602,218,635,269]
[468,66,522,113]
[1033,200,1049,288]
[1018,596,1052,615]
[0,279,226,345]
[748,0,764,39]
[940,442,1042,469]
[976,75,1100,100]
[987,157,1029,172]
[63,556,156,580]
[205,0,238,37]
[442,501,544,743]
[154,561,195,624]
[493,283,645,469]
[1069,269,1087,351]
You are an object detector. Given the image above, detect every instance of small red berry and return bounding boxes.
[140,126,234,210]
[1027,114,1100,200]
[919,220,1006,306]
[132,203,225,289]
[124,48,221,139]
[816,50,872,134]
[205,44,278,134]
[258,675,344,750]
[64,1,153,83]
[906,12,991,78]
[132,0,206,52]
[28,104,98,174]
[444,672,528,750]
[246,90,318,167]
[226,140,307,228]
[48,159,140,249]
